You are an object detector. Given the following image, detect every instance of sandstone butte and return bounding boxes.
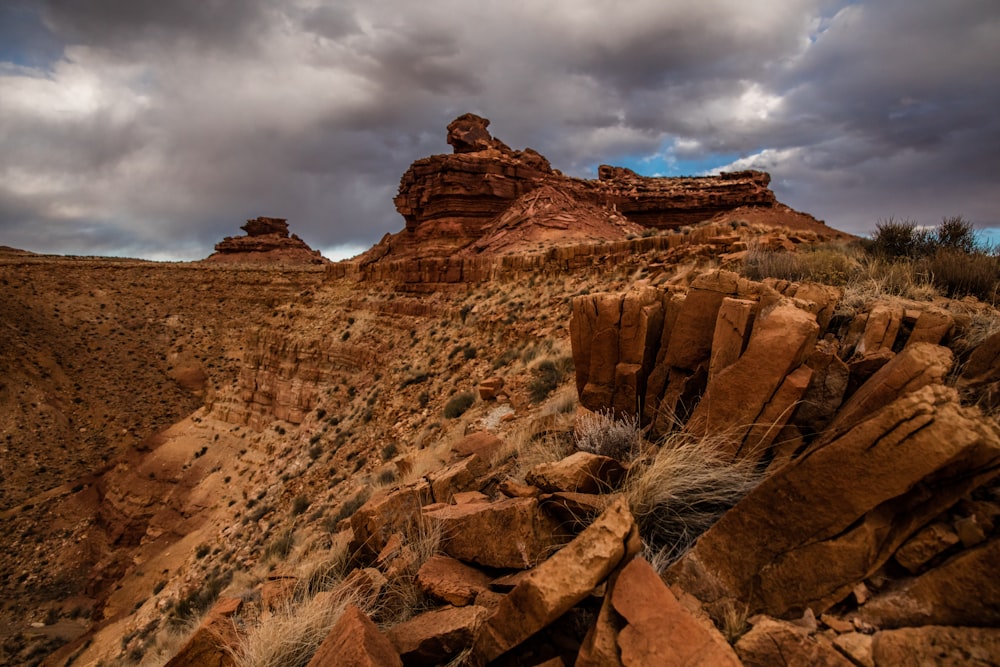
[0,115,998,667]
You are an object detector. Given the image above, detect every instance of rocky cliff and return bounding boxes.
[363,113,819,263]
[206,216,329,264]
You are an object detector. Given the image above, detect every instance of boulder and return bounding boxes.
[423,497,566,569]
[669,385,1000,619]
[861,537,1000,628]
[164,597,242,667]
[386,604,488,666]
[735,617,853,667]
[307,605,402,667]
[525,452,626,494]
[478,377,505,401]
[611,557,741,667]
[893,521,960,573]
[851,304,903,358]
[871,626,1000,666]
[469,497,637,664]
[417,555,493,607]
[826,342,953,437]
[427,454,488,504]
[350,480,434,561]
[452,431,504,461]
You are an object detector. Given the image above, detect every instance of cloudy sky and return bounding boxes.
[1,1,998,260]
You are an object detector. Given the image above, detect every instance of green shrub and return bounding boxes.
[529,357,573,403]
[868,217,935,259]
[291,494,311,516]
[443,391,476,419]
[265,528,295,560]
[936,215,978,253]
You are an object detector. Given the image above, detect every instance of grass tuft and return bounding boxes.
[625,432,760,570]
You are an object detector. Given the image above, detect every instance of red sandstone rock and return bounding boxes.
[478,377,505,401]
[669,385,1000,619]
[860,536,1000,628]
[893,522,960,573]
[350,480,434,561]
[417,555,493,607]
[686,301,819,460]
[871,626,1000,666]
[452,431,504,461]
[611,557,741,667]
[307,605,402,667]
[206,217,328,264]
[525,452,626,494]
[427,454,488,504]
[826,342,953,437]
[469,497,636,665]
[387,604,488,666]
[363,114,805,264]
[164,597,242,667]
[423,497,566,569]
[735,616,853,667]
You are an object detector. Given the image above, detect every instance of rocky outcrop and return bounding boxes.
[667,384,1000,619]
[206,217,328,264]
[209,330,376,429]
[362,113,821,264]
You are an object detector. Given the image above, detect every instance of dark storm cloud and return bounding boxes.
[0,0,997,259]
[40,0,269,52]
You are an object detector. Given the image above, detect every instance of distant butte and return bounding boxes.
[361,113,833,263]
[205,216,329,264]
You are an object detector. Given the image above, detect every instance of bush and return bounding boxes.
[194,544,210,559]
[936,215,978,253]
[528,357,573,403]
[575,410,641,461]
[443,391,476,419]
[868,217,935,259]
[927,249,999,302]
[291,494,311,516]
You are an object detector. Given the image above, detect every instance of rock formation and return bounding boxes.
[206,216,328,264]
[363,113,829,263]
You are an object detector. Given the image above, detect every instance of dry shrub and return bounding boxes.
[232,587,364,667]
[497,414,575,480]
[574,409,641,462]
[625,432,761,570]
[927,249,999,302]
[741,243,861,285]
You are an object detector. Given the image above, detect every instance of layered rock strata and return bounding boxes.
[364,113,820,263]
[206,216,328,264]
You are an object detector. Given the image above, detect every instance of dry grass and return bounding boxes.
[231,588,363,667]
[720,599,751,644]
[625,431,761,570]
[496,414,575,481]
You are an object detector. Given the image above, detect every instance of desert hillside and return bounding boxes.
[1,117,999,667]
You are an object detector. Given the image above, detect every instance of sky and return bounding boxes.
[0,1,998,261]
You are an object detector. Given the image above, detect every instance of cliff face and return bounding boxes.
[368,113,787,262]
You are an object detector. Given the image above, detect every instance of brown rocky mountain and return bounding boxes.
[0,117,997,666]
[205,217,329,264]
[361,113,842,263]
